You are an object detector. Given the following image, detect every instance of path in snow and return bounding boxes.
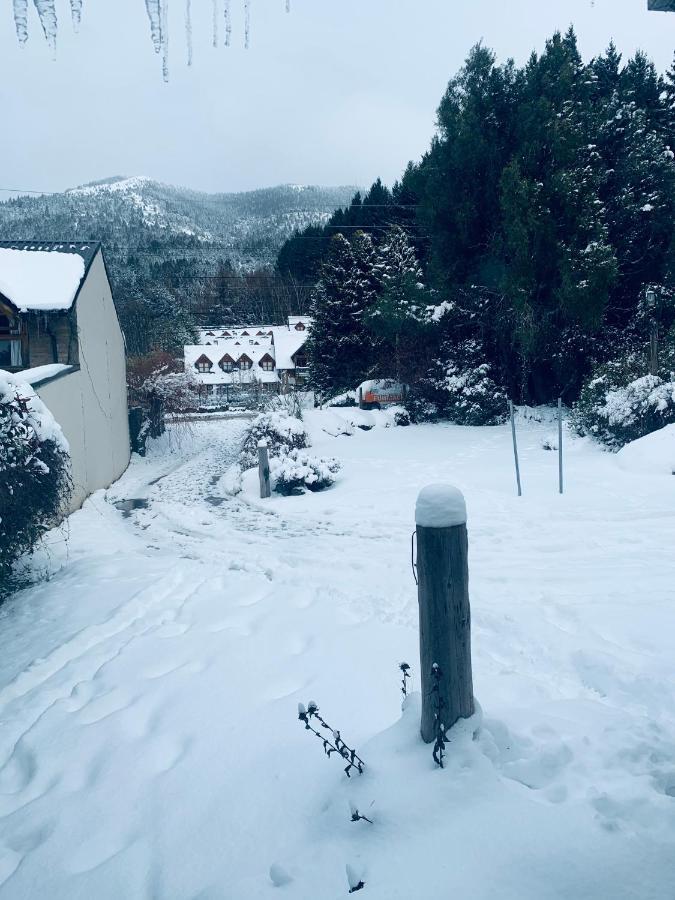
[1,414,675,898]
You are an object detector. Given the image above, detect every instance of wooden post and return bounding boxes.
[258,441,271,499]
[415,485,474,743]
[358,386,364,410]
[509,400,522,497]
[558,397,564,495]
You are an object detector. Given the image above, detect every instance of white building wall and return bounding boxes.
[35,251,130,511]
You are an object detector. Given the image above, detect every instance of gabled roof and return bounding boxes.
[0,242,101,313]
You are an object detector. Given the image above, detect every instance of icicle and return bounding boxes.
[13,0,29,45]
[145,0,162,53]
[224,0,231,47]
[212,0,219,47]
[69,0,82,32]
[185,0,192,65]
[244,0,251,49]
[32,0,58,53]
[160,0,169,82]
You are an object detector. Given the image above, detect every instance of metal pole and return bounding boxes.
[509,401,522,497]
[558,397,564,495]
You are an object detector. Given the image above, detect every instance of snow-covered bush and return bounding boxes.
[272,450,340,496]
[0,373,72,590]
[406,341,508,426]
[240,411,310,469]
[266,391,305,421]
[571,367,675,450]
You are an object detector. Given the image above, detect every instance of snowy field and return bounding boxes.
[1,412,675,899]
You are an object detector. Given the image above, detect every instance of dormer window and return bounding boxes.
[195,354,213,373]
[259,354,275,372]
[294,322,306,331]
[241,330,250,337]
[219,354,235,372]
[239,354,253,370]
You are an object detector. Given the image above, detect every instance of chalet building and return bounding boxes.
[648,1,675,9]
[185,315,311,401]
[0,242,130,511]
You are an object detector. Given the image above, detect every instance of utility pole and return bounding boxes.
[646,287,659,376]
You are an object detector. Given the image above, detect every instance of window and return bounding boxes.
[0,342,21,368]
[260,357,275,371]
[0,316,22,367]
[220,360,234,372]
[239,358,253,370]
[294,322,306,331]
[195,356,212,373]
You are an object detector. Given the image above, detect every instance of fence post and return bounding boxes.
[258,441,271,499]
[358,386,364,410]
[415,484,474,743]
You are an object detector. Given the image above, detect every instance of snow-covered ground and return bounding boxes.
[1,412,675,899]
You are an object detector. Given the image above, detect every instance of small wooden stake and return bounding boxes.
[415,485,474,743]
[509,400,522,497]
[558,398,564,495]
[258,441,271,499]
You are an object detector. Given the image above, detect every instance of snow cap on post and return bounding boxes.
[415,484,466,528]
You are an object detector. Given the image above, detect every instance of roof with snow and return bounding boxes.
[648,0,675,10]
[0,242,99,313]
[184,343,279,384]
[270,326,309,370]
[196,317,312,371]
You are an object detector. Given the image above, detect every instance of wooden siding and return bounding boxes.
[25,311,79,368]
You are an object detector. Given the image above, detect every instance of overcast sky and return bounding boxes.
[1,0,673,196]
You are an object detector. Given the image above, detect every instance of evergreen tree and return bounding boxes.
[307,233,378,396]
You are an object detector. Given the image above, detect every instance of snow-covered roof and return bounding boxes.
[194,317,311,372]
[15,364,74,386]
[0,243,97,313]
[184,344,278,384]
[270,326,309,370]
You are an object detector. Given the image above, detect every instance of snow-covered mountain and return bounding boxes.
[0,177,358,271]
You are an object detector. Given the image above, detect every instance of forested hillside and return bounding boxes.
[279,31,675,418]
[0,178,356,354]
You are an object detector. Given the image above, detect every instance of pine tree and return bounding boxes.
[366,227,427,380]
[307,233,378,396]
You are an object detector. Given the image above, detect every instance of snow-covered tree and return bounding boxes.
[307,233,379,397]
[0,372,72,592]
[366,226,428,380]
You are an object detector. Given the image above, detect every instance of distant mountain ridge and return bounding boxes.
[0,177,359,270]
